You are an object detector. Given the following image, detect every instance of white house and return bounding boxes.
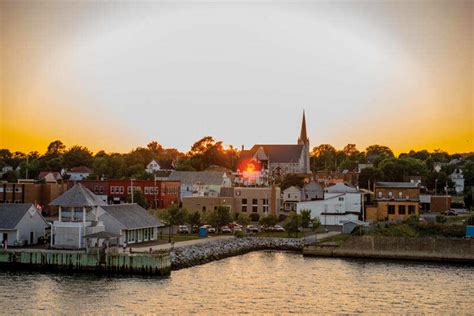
[282,186,302,212]
[0,204,48,246]
[145,160,161,174]
[94,204,163,245]
[168,171,233,200]
[297,193,361,227]
[449,169,465,194]
[67,166,93,181]
[49,184,107,249]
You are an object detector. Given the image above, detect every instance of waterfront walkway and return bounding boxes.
[132,231,339,252]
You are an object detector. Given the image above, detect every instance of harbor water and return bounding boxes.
[1,251,473,314]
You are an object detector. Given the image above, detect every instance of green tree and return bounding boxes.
[310,217,321,232]
[311,144,337,171]
[280,174,305,190]
[284,212,302,237]
[127,189,147,208]
[300,209,312,228]
[358,167,383,189]
[63,145,93,169]
[236,213,250,226]
[215,206,232,228]
[188,211,202,228]
[259,214,278,227]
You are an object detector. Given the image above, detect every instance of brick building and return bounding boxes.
[366,182,420,221]
[66,179,180,209]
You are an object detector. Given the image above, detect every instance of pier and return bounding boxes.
[0,248,171,276]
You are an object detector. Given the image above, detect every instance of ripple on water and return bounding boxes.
[1,252,474,313]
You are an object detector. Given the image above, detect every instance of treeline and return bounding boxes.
[0,136,239,182]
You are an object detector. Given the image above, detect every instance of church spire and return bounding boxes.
[298,110,309,145]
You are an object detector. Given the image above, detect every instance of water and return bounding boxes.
[1,251,473,314]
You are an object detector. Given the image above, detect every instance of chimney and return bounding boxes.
[241,145,244,152]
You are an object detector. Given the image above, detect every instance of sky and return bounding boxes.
[1,0,472,155]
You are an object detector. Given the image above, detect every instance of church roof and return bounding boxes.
[242,144,305,163]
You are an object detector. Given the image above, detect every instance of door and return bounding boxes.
[2,233,7,243]
[30,232,34,244]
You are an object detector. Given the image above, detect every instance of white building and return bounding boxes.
[95,204,163,245]
[282,186,302,212]
[0,204,48,246]
[67,166,93,181]
[49,184,107,249]
[145,160,161,174]
[167,171,232,200]
[449,169,465,194]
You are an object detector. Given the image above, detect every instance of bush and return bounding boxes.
[250,213,260,222]
[451,202,464,208]
[405,214,420,226]
[278,214,288,222]
[435,215,447,224]
[234,230,245,238]
[465,215,474,226]
[416,222,465,238]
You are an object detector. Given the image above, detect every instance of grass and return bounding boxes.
[156,234,202,242]
[317,233,351,246]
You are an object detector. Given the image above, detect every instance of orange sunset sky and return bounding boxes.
[1,1,473,155]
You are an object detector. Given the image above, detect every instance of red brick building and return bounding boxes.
[66,179,180,209]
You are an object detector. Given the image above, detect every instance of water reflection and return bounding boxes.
[1,251,473,314]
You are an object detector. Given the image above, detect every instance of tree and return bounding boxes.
[188,211,202,228]
[366,145,394,166]
[127,189,147,209]
[162,205,188,242]
[236,213,250,226]
[284,212,302,237]
[310,217,321,232]
[300,209,311,228]
[63,145,93,169]
[46,140,66,156]
[358,167,383,189]
[259,214,278,227]
[215,206,232,228]
[280,174,305,190]
[311,144,337,170]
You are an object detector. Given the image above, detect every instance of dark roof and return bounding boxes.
[241,144,304,163]
[375,182,419,189]
[49,183,107,207]
[38,171,63,181]
[100,204,163,229]
[69,166,93,173]
[0,204,37,229]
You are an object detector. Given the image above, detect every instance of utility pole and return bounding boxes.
[131,179,134,204]
[154,174,158,209]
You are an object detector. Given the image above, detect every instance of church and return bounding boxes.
[240,111,311,178]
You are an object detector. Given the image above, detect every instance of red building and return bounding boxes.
[66,179,180,209]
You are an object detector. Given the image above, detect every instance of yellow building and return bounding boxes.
[366,182,420,222]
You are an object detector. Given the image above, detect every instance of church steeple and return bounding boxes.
[298,110,309,146]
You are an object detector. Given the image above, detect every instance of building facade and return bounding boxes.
[167,171,232,200]
[366,182,420,222]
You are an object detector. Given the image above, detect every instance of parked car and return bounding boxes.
[221,226,232,234]
[191,225,199,233]
[233,226,243,233]
[444,209,459,216]
[246,225,259,233]
[207,227,217,234]
[273,225,285,232]
[178,225,190,234]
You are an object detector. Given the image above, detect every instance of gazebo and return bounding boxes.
[49,183,107,249]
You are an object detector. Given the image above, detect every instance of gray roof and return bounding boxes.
[241,144,304,163]
[0,203,38,229]
[50,183,107,207]
[100,204,163,229]
[326,182,358,193]
[375,182,419,188]
[168,171,227,186]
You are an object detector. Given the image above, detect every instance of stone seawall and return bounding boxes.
[171,237,315,269]
[303,236,474,263]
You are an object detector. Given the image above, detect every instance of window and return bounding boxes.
[252,206,258,213]
[236,190,241,196]
[398,205,406,215]
[242,205,247,212]
[15,187,22,193]
[262,199,268,205]
[120,186,124,193]
[408,205,416,214]
[387,205,395,214]
[388,192,393,198]
[100,186,104,194]
[242,198,247,205]
[252,199,258,205]
[338,197,344,201]
[399,192,403,198]
[378,191,382,198]
[6,187,12,193]
[94,186,98,193]
[202,206,206,212]
[287,194,290,198]
[263,205,269,213]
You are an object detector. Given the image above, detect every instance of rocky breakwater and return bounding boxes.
[171,237,315,270]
